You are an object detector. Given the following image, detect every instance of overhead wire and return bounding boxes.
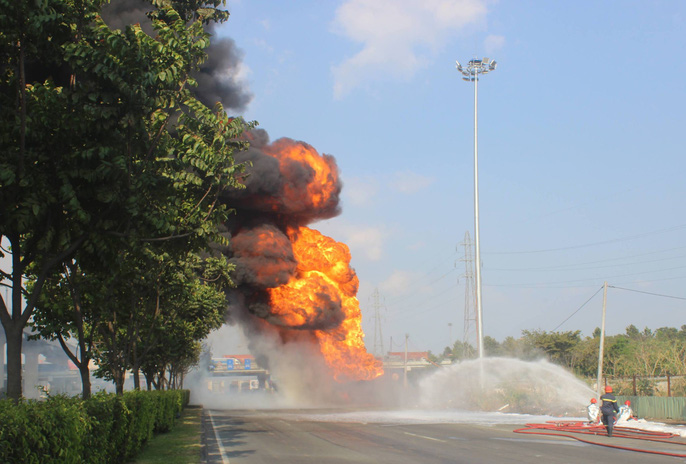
[552,285,604,331]
[488,250,686,273]
[551,284,685,332]
[387,283,460,320]
[382,249,459,306]
[485,224,686,255]
[608,285,686,301]
[486,264,686,289]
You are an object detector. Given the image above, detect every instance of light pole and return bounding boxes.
[456,58,497,360]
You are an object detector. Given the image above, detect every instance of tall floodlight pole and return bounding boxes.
[456,58,497,359]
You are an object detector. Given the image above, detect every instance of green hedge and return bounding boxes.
[0,389,188,464]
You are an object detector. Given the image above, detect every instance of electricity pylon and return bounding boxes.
[460,231,478,354]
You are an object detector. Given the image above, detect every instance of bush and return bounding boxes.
[0,396,86,464]
[0,389,190,464]
[82,392,118,464]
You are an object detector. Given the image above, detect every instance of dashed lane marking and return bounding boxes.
[403,431,447,443]
[208,410,231,464]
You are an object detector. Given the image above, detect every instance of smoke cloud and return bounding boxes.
[100,0,253,112]
[221,129,344,329]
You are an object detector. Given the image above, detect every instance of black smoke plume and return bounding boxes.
[220,128,344,332]
[100,0,253,112]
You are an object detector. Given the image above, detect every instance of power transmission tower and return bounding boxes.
[371,288,385,357]
[460,231,478,353]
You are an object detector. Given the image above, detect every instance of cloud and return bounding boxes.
[342,176,379,205]
[317,220,388,261]
[379,270,417,295]
[388,170,434,194]
[484,34,505,54]
[344,226,387,261]
[331,0,489,98]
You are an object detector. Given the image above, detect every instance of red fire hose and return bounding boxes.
[513,421,686,458]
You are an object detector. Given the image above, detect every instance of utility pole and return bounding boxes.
[371,288,385,358]
[596,282,608,398]
[460,231,477,354]
[403,333,409,388]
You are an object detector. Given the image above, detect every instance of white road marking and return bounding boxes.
[208,410,231,464]
[403,431,447,443]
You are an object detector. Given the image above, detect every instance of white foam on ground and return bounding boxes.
[617,418,686,438]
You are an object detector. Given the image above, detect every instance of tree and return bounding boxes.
[90,248,229,393]
[1,0,107,400]
[1,0,252,399]
[500,336,538,360]
[521,330,581,368]
[483,336,502,357]
[29,260,108,399]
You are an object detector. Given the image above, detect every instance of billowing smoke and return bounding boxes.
[226,130,342,224]
[218,130,354,384]
[100,0,253,112]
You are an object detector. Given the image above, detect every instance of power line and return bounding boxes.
[488,251,686,273]
[485,224,686,255]
[389,284,460,321]
[383,250,459,305]
[608,286,686,301]
[612,274,686,286]
[552,285,604,331]
[551,284,686,332]
[486,264,686,288]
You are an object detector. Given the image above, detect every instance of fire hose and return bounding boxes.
[513,421,686,458]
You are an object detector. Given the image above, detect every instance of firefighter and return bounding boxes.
[617,400,636,422]
[600,385,620,437]
[586,398,600,424]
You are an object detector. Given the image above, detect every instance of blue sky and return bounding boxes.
[212,0,686,355]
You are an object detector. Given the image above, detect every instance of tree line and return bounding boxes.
[1,0,252,400]
[433,325,686,390]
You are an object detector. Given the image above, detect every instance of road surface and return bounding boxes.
[202,408,686,463]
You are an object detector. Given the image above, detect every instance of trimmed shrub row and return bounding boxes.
[0,389,190,464]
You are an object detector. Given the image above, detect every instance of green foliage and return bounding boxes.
[435,324,686,385]
[0,396,85,464]
[1,0,253,399]
[82,392,119,463]
[124,391,157,457]
[0,390,189,464]
[521,329,581,367]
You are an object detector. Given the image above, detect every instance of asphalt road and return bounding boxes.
[202,408,686,464]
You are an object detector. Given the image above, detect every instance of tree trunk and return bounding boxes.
[133,368,140,390]
[158,368,166,390]
[144,372,152,391]
[80,363,91,400]
[4,324,23,401]
[114,369,125,395]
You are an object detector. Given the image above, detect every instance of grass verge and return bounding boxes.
[129,405,204,464]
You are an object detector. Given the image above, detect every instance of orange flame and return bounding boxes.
[268,226,383,381]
